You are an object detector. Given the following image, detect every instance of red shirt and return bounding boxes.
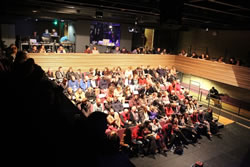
[165,106,174,117]
[139,78,147,85]
[191,113,199,124]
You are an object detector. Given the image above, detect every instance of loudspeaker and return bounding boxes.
[160,0,184,25]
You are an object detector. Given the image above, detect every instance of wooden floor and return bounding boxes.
[214,113,234,125]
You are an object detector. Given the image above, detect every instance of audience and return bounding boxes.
[49,64,223,151]
[57,44,66,53]
[84,45,92,54]
[92,46,99,54]
[30,45,39,53]
[39,45,46,53]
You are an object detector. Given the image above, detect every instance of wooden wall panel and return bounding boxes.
[28,53,175,72]
[28,53,250,90]
[175,56,250,90]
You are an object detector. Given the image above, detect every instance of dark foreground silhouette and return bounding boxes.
[0,53,134,167]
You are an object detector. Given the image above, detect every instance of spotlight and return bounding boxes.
[53,19,58,26]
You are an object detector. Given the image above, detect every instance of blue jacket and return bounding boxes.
[68,80,79,92]
[79,79,91,91]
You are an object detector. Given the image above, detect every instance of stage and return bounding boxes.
[130,122,250,167]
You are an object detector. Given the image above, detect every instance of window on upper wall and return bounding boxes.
[90,21,120,47]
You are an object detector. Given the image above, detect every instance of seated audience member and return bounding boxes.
[155,48,161,54]
[236,59,241,66]
[112,96,124,113]
[129,106,140,125]
[229,57,236,65]
[138,75,147,86]
[190,110,208,137]
[39,45,46,53]
[145,83,157,96]
[90,76,97,88]
[191,52,199,58]
[46,67,54,80]
[198,110,212,138]
[84,45,92,54]
[99,76,110,90]
[149,106,159,120]
[64,87,76,103]
[217,56,225,63]
[138,106,150,123]
[150,119,167,153]
[120,109,133,128]
[113,46,121,54]
[199,53,205,59]
[141,120,158,154]
[129,94,140,108]
[165,102,174,117]
[55,66,66,84]
[78,97,91,118]
[66,67,75,80]
[107,108,121,128]
[93,98,104,112]
[121,47,128,54]
[178,114,199,143]
[92,46,99,54]
[80,76,91,91]
[85,87,96,102]
[68,75,79,92]
[75,88,85,103]
[161,49,167,55]
[57,44,66,53]
[156,65,166,78]
[75,69,84,81]
[30,45,39,53]
[204,108,219,134]
[58,77,68,92]
[114,85,124,102]
[179,50,188,57]
[104,97,113,112]
[7,44,18,62]
[205,54,210,60]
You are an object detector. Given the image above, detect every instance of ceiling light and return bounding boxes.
[32,10,38,13]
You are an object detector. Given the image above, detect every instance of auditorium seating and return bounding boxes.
[28,53,250,90]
